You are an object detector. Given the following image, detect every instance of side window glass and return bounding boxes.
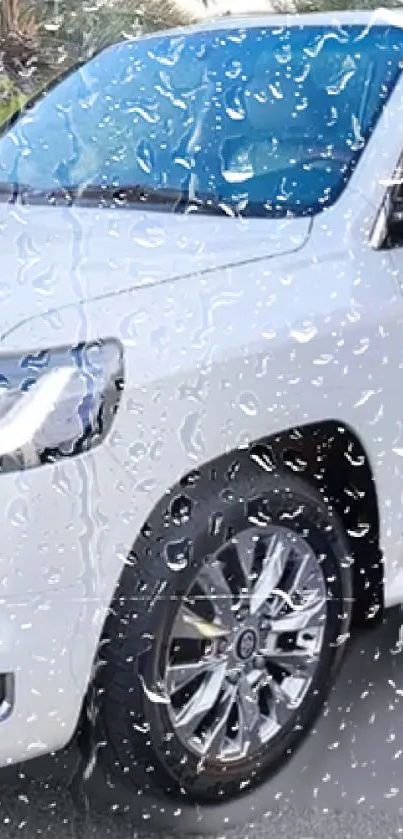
[377,167,403,249]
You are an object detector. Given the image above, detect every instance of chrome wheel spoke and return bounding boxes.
[237,674,263,753]
[202,681,238,758]
[286,553,312,597]
[172,660,227,740]
[269,591,327,634]
[269,677,295,727]
[238,675,259,730]
[250,532,289,616]
[172,603,230,641]
[264,646,317,677]
[262,595,325,677]
[166,658,223,696]
[232,529,259,593]
[274,649,319,679]
[164,523,328,765]
[197,560,237,631]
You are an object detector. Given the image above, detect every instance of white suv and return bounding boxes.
[0,8,401,804]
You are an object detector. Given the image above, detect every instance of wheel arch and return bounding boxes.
[130,417,382,628]
[77,416,381,794]
[77,417,381,760]
[86,417,381,684]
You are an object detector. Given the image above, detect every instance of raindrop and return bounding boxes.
[209,512,223,536]
[180,469,201,488]
[314,354,334,366]
[225,87,246,121]
[180,412,205,460]
[32,265,58,296]
[136,139,154,174]
[8,497,29,527]
[347,522,370,539]
[141,522,152,538]
[136,478,157,493]
[170,494,192,525]
[290,324,318,343]
[224,58,243,80]
[251,445,276,472]
[354,390,376,408]
[139,674,169,704]
[52,466,72,496]
[238,391,259,417]
[150,439,163,461]
[130,442,147,462]
[165,537,192,571]
[327,60,356,96]
[227,460,240,480]
[282,449,307,473]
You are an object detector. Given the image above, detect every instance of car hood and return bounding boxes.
[0,202,312,339]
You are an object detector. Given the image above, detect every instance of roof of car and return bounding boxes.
[125,7,403,42]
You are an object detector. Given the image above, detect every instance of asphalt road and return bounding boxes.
[3,607,403,837]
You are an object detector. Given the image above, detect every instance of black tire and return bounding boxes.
[92,458,353,804]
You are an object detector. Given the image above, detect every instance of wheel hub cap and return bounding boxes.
[236,627,258,661]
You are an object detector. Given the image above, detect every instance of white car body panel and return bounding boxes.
[0,204,311,339]
[1,8,403,768]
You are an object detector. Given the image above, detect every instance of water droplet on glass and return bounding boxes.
[139,674,170,705]
[8,497,29,527]
[225,87,246,121]
[290,323,317,343]
[130,442,147,462]
[171,494,192,525]
[165,537,192,571]
[136,139,154,174]
[33,266,58,297]
[238,391,259,417]
[180,412,205,460]
[210,512,223,536]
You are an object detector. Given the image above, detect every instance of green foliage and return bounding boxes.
[1,0,402,126]
[34,0,196,63]
[0,77,25,124]
[0,0,196,123]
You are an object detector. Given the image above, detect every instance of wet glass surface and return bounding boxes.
[0,2,402,838]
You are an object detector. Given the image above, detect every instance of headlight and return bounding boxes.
[0,338,123,471]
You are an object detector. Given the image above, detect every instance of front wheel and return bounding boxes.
[95,466,352,803]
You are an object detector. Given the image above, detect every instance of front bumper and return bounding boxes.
[0,586,85,766]
[0,441,139,768]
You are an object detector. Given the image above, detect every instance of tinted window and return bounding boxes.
[0,23,401,218]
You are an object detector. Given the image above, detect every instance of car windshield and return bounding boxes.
[0,22,401,218]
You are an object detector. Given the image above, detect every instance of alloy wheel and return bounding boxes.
[164,524,328,764]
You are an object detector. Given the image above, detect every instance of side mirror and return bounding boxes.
[386,195,403,247]
[371,188,403,249]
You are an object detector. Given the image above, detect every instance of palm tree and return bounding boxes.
[0,0,196,95]
[125,0,195,31]
[0,0,42,92]
[54,0,196,61]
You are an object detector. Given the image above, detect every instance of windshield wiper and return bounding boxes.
[0,181,233,215]
[70,183,231,215]
[0,181,192,209]
[0,180,306,218]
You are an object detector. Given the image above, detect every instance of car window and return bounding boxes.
[0,23,401,218]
